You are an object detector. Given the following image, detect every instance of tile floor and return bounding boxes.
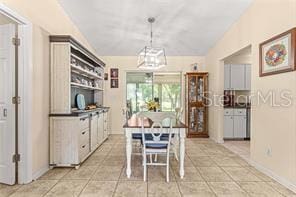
[1,135,295,197]
[223,140,251,162]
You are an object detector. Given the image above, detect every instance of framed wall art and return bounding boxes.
[110,68,119,78]
[110,79,118,88]
[259,28,296,77]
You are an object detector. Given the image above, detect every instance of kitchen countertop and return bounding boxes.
[49,107,110,117]
[224,103,251,109]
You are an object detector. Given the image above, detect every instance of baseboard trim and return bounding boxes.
[249,159,296,193]
[32,165,49,181]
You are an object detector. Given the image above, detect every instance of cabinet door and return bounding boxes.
[230,64,245,90]
[224,64,231,90]
[97,113,104,145]
[245,64,251,90]
[224,116,234,138]
[90,114,98,151]
[233,116,247,138]
[103,111,108,139]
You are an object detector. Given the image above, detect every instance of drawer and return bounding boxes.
[224,108,234,116]
[79,143,90,161]
[234,108,246,116]
[79,129,89,146]
[79,116,89,130]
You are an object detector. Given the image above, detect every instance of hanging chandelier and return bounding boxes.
[137,17,167,69]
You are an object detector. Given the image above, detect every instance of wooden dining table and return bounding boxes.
[123,114,188,179]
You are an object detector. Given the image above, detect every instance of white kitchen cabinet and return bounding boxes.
[245,64,251,90]
[224,108,247,139]
[103,110,109,139]
[224,64,251,90]
[224,115,234,138]
[230,64,245,90]
[97,111,104,144]
[233,116,247,138]
[90,113,98,151]
[50,116,91,168]
[224,64,231,90]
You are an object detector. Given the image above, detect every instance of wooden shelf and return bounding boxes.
[71,82,104,91]
[71,64,103,80]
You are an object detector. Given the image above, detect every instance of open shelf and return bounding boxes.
[71,82,104,91]
[71,64,104,80]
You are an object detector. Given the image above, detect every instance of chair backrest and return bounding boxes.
[138,112,175,148]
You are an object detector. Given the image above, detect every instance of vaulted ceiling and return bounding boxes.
[58,0,253,56]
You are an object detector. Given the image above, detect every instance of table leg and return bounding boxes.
[125,130,132,178]
[179,129,185,179]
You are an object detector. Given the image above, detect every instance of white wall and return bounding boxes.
[102,56,205,134]
[205,0,296,188]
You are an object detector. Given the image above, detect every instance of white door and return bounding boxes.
[0,24,16,185]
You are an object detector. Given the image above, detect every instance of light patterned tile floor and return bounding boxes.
[0,135,295,197]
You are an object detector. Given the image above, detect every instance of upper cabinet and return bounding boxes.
[224,64,251,90]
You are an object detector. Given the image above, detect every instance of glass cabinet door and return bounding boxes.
[197,76,204,102]
[189,106,205,133]
[189,75,197,102]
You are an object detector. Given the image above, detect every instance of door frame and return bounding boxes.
[0,3,33,184]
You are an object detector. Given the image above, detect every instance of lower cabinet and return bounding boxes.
[224,108,247,139]
[50,108,110,169]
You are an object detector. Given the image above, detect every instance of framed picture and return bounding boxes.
[110,68,119,78]
[259,28,296,77]
[111,79,118,88]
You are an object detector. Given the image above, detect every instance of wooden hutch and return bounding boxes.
[49,35,110,169]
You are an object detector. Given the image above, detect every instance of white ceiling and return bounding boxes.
[58,0,253,56]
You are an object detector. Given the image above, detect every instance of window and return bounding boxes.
[126,72,181,114]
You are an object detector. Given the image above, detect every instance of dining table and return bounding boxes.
[123,114,188,179]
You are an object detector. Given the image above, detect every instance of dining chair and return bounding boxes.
[138,111,175,182]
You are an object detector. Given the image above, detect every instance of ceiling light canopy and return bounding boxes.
[137,17,167,69]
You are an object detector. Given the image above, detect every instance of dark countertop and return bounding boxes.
[123,114,188,128]
[50,107,110,117]
[224,103,251,109]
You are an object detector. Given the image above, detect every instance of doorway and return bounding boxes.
[0,4,32,185]
[222,46,252,161]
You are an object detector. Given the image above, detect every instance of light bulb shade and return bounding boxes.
[137,46,167,69]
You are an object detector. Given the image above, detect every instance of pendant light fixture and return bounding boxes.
[137,17,167,69]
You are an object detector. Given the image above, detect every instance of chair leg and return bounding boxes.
[150,154,152,163]
[143,155,147,181]
[166,152,170,182]
[154,154,158,162]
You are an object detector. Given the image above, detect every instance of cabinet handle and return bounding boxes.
[3,108,7,117]
[82,131,86,135]
[80,118,87,121]
[82,145,86,148]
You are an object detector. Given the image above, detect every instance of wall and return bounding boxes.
[102,56,205,134]
[0,0,98,179]
[205,0,296,189]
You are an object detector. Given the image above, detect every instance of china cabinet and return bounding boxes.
[49,35,110,169]
[185,72,209,138]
